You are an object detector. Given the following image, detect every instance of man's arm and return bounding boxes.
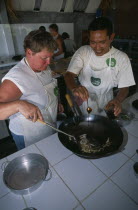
[54,39,63,56]
[0,80,43,121]
[64,72,89,101]
[105,87,129,116]
[115,87,129,103]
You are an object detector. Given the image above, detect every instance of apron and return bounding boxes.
[20,61,58,147]
[79,52,117,115]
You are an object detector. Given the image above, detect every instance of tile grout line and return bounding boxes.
[88,159,110,178]
[126,130,138,138]
[35,143,74,167]
[0,192,10,200]
[52,153,74,167]
[107,158,131,178]
[120,150,135,159]
[22,195,28,208]
[80,179,108,204]
[122,151,138,160]
[110,178,138,205]
[52,166,85,209]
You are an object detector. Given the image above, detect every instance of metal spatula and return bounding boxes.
[37,119,76,141]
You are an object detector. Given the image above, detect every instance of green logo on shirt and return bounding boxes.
[91,77,101,86]
[106,58,116,67]
[54,87,59,96]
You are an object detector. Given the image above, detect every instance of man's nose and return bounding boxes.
[95,43,101,50]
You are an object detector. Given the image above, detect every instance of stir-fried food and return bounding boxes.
[79,134,111,153]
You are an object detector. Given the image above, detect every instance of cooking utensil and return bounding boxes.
[2,153,51,195]
[86,100,92,114]
[104,105,116,120]
[58,115,123,159]
[65,94,81,117]
[37,119,76,141]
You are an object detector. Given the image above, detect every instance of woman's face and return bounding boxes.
[26,48,53,72]
[89,29,114,56]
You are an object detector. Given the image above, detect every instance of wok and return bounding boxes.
[2,153,51,195]
[58,115,123,159]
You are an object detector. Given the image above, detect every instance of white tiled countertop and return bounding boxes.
[0,93,138,210]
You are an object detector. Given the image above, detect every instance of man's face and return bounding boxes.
[89,30,114,56]
[27,48,53,72]
[49,28,57,37]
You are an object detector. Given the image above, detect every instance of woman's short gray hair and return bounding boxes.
[24,30,57,53]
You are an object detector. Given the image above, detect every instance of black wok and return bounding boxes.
[58,115,123,159]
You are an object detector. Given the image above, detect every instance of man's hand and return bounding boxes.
[105,98,122,116]
[72,86,89,101]
[58,103,64,114]
[18,100,43,122]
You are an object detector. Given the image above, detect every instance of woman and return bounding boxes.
[0,30,63,150]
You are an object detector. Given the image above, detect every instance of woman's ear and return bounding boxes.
[26,48,33,57]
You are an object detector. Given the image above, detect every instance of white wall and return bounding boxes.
[10,23,74,55]
[0,25,10,57]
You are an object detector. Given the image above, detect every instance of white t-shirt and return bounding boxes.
[67,45,135,88]
[64,39,76,53]
[2,58,53,135]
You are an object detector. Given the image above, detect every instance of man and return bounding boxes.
[62,32,76,58]
[0,30,62,150]
[64,17,135,116]
[39,25,46,32]
[49,24,65,60]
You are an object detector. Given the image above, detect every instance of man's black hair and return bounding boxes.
[49,24,58,32]
[62,32,70,39]
[39,26,46,32]
[88,17,113,37]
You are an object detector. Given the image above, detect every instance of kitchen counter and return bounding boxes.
[0,93,138,210]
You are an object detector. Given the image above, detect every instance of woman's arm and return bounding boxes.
[0,80,43,121]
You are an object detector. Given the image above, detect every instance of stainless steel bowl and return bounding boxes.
[3,153,51,195]
[115,110,135,127]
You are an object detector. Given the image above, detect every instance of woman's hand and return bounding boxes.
[18,100,43,122]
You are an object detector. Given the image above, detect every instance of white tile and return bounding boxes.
[24,168,78,210]
[132,153,138,162]
[54,155,107,201]
[36,133,72,166]
[90,152,128,177]
[122,133,138,157]
[125,121,138,137]
[0,193,26,210]
[111,159,138,203]
[82,180,138,210]
[7,144,41,161]
[0,158,10,198]
[74,204,85,210]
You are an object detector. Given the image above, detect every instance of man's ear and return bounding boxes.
[110,33,115,42]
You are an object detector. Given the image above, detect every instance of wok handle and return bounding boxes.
[65,94,73,108]
[44,168,52,181]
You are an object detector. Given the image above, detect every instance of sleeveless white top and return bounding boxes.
[2,58,53,135]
